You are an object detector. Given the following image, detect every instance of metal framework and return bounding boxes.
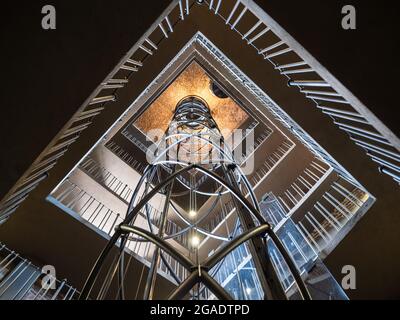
[79,96,311,300]
[2,0,398,228]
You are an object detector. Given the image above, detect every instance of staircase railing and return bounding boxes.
[203,0,399,185]
[295,177,369,254]
[0,243,79,300]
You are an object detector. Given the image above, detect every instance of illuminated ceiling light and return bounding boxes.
[246,288,252,295]
[191,235,200,247]
[189,210,197,218]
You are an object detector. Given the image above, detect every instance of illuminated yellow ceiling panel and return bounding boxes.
[134,61,248,137]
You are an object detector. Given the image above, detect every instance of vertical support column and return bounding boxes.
[142,171,176,300]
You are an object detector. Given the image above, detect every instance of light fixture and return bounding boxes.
[210,81,228,99]
[191,235,200,247]
[245,288,252,295]
[189,210,197,218]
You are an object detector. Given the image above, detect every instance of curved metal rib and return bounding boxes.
[119,225,193,270]
[79,165,196,299]
[204,224,270,268]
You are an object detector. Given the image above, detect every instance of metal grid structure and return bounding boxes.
[1,0,397,226]
[78,95,311,300]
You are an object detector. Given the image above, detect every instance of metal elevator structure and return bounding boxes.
[78,95,311,300]
[0,0,398,300]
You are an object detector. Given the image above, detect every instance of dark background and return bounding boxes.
[0,0,398,198]
[0,0,399,300]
